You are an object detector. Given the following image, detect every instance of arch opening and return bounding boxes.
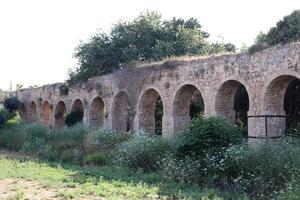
[173,84,204,133]
[264,75,300,136]
[138,89,164,135]
[54,101,67,128]
[66,99,84,126]
[111,91,131,133]
[18,103,26,122]
[41,101,52,128]
[89,97,105,128]
[215,80,249,127]
[28,101,37,123]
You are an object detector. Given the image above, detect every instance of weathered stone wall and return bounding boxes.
[16,42,300,138]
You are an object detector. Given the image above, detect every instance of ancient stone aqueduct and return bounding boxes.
[16,43,300,139]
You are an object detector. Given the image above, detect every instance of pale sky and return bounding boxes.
[0,0,299,90]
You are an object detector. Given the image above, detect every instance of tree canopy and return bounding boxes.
[249,10,300,54]
[68,11,236,84]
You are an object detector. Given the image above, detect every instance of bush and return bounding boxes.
[113,131,173,172]
[248,43,269,54]
[65,109,83,127]
[0,124,47,152]
[176,116,245,157]
[41,124,87,164]
[222,138,300,199]
[22,124,48,152]
[160,153,202,185]
[6,113,22,128]
[0,109,8,128]
[84,152,107,166]
[84,128,130,155]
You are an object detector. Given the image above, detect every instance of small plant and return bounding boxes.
[59,84,69,96]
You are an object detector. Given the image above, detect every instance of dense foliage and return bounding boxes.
[68,11,236,84]
[176,116,246,157]
[0,96,21,128]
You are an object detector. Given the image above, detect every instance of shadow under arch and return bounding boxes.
[137,88,164,135]
[111,91,131,133]
[53,101,67,128]
[18,102,26,122]
[89,96,105,128]
[28,101,37,123]
[263,75,300,136]
[215,80,249,127]
[172,84,204,134]
[41,101,52,127]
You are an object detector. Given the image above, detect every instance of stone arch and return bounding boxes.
[263,75,298,113]
[54,101,67,128]
[262,75,300,136]
[111,91,131,133]
[137,88,164,135]
[71,99,84,112]
[172,84,204,133]
[69,99,84,125]
[28,101,37,123]
[41,101,52,127]
[215,80,249,125]
[18,103,26,121]
[89,96,105,128]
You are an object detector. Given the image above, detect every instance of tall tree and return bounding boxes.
[68,11,235,84]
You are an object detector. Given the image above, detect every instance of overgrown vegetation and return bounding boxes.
[0,96,21,128]
[1,115,300,199]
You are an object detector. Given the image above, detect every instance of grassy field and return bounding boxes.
[0,150,246,200]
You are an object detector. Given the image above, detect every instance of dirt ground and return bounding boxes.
[0,178,60,200]
[0,178,99,200]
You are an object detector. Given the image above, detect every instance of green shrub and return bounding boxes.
[41,124,87,164]
[65,109,83,127]
[0,124,47,151]
[84,152,107,166]
[176,116,245,157]
[248,43,269,54]
[0,126,27,151]
[160,153,202,185]
[222,138,300,199]
[0,109,8,128]
[113,131,173,172]
[22,124,48,152]
[6,113,22,128]
[84,128,130,155]
[59,84,69,96]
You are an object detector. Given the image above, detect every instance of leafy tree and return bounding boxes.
[249,10,300,53]
[266,10,300,45]
[68,11,235,84]
[4,97,20,113]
